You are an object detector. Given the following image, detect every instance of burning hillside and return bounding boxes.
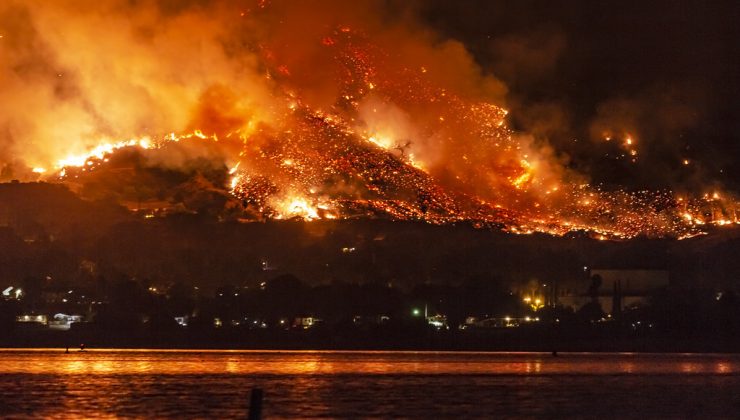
[1,1,738,239]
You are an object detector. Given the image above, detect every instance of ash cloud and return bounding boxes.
[0,0,510,176]
[1,0,736,233]
[422,0,739,192]
[587,84,711,190]
[0,0,274,176]
[0,0,527,201]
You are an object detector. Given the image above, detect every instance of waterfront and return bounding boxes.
[0,350,739,418]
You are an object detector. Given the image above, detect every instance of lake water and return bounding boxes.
[0,349,739,418]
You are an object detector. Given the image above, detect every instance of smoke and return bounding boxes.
[488,29,566,91]
[0,0,274,176]
[0,0,511,172]
[0,0,529,192]
[422,0,738,195]
[1,0,732,237]
[587,84,710,190]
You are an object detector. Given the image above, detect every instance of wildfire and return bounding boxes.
[277,197,320,220]
[271,195,337,221]
[13,5,739,241]
[56,138,153,169]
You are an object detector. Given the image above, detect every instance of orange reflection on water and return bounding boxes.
[715,362,732,374]
[1,349,740,377]
[2,349,740,419]
[620,361,636,374]
[680,362,700,373]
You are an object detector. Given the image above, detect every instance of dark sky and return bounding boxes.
[422,0,740,191]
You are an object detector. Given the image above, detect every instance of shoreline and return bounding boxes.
[2,336,738,353]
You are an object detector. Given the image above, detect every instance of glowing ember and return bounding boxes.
[7,3,738,241]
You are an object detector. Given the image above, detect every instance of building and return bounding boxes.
[16,314,48,326]
[558,269,669,315]
[48,313,84,330]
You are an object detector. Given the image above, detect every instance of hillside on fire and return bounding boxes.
[2,181,740,296]
[0,1,738,351]
[1,1,738,243]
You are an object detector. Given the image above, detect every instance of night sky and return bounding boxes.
[423,0,740,191]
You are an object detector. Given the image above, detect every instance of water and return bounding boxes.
[1,349,739,419]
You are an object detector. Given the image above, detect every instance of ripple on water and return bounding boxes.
[0,350,739,418]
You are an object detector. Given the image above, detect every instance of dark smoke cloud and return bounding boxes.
[488,29,566,91]
[0,0,509,175]
[0,0,275,175]
[422,0,740,191]
[586,84,711,189]
[2,0,738,208]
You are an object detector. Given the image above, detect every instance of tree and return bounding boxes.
[588,274,603,301]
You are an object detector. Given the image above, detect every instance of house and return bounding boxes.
[558,269,669,314]
[48,313,84,330]
[16,314,48,326]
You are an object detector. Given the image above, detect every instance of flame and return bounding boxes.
[6,3,737,240]
[367,135,393,150]
[273,196,333,221]
[56,137,153,169]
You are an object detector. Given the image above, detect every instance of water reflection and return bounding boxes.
[1,349,740,376]
[715,362,731,374]
[1,350,739,418]
[621,360,636,374]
